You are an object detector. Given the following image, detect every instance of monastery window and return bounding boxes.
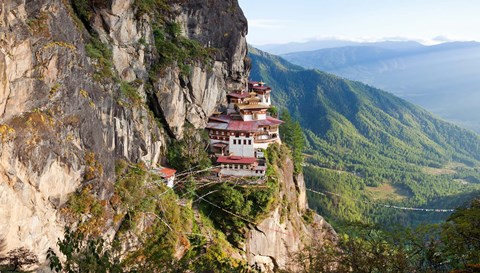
[233,139,236,145]
[221,131,224,135]
[248,140,252,145]
[243,139,247,145]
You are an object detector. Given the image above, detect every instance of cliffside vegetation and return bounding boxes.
[249,46,480,226]
[35,143,296,272]
[282,198,480,273]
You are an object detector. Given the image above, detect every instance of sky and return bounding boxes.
[238,0,480,45]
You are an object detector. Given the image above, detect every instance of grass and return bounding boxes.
[365,183,412,201]
[422,166,457,175]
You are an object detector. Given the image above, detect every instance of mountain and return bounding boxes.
[256,39,425,54]
[280,41,480,132]
[248,47,480,225]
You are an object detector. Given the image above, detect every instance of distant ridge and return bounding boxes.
[278,41,480,132]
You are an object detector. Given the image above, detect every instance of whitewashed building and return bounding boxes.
[206,81,282,177]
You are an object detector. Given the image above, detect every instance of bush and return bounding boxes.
[167,124,211,172]
[85,37,114,81]
[120,81,142,103]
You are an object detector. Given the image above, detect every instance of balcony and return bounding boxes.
[254,135,279,143]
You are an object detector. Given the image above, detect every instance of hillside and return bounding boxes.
[248,47,480,226]
[280,42,480,132]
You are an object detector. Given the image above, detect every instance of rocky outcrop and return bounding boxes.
[0,0,334,271]
[0,0,247,265]
[94,0,249,137]
[246,157,336,271]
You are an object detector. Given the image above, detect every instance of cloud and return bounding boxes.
[249,19,289,29]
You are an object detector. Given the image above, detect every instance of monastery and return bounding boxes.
[206,81,283,177]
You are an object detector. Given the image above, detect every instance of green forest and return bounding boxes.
[248,46,480,226]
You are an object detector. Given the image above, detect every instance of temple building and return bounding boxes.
[206,81,282,177]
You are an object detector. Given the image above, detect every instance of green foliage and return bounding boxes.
[199,183,252,246]
[167,124,211,172]
[302,209,315,224]
[249,46,480,226]
[119,81,142,104]
[151,22,215,78]
[442,198,480,268]
[279,109,305,174]
[48,228,122,273]
[85,37,114,82]
[71,0,93,24]
[132,0,170,18]
[285,199,480,273]
[304,165,366,224]
[113,162,192,271]
[267,105,279,117]
[177,241,253,273]
[199,176,278,246]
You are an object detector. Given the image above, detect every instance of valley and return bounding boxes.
[248,46,480,226]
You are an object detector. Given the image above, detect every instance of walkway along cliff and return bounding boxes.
[0,0,335,271]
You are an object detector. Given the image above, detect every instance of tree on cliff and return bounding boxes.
[0,247,38,272]
[279,110,305,174]
[167,123,211,172]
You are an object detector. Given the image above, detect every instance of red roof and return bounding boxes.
[252,86,271,92]
[227,92,250,99]
[257,116,284,126]
[209,115,231,123]
[158,168,176,178]
[217,156,257,164]
[208,114,283,132]
[227,120,258,132]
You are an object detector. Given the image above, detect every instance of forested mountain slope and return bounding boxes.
[281,42,480,132]
[249,46,480,225]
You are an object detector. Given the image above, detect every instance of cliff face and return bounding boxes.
[0,0,334,271]
[0,0,247,263]
[246,156,336,271]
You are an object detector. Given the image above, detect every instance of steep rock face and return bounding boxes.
[154,0,248,137]
[246,157,336,271]
[0,0,166,261]
[0,0,247,264]
[95,0,248,137]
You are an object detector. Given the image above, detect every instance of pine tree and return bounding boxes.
[280,110,305,173]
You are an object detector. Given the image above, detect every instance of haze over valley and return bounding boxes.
[272,40,480,132]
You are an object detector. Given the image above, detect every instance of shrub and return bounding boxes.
[85,37,114,81]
